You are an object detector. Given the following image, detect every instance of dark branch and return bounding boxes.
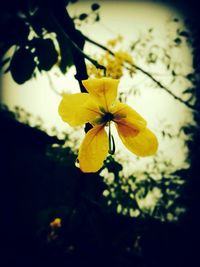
[49,5,93,132]
[49,3,88,92]
[56,29,106,74]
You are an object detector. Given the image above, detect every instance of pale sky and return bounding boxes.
[1,0,193,176]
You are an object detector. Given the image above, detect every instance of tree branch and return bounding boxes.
[53,24,107,75]
[48,3,88,93]
[49,4,94,132]
[83,34,197,112]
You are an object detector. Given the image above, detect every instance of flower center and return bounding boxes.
[102,112,114,123]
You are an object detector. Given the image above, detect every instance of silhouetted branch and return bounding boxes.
[83,34,197,112]
[49,5,93,132]
[48,8,106,79]
[53,23,106,74]
[48,3,88,93]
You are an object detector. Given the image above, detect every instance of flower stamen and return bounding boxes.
[102,112,114,123]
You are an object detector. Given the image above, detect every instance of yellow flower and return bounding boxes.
[87,50,135,79]
[107,35,123,48]
[58,78,158,173]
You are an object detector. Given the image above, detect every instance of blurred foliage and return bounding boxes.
[0,0,77,82]
[127,22,196,105]
[73,2,100,26]
[0,0,197,223]
[101,155,186,222]
[1,103,187,222]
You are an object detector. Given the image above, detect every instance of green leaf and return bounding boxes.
[91,3,100,11]
[10,48,36,84]
[33,38,58,71]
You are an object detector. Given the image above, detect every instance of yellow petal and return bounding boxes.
[58,93,100,126]
[82,78,119,111]
[78,126,109,173]
[113,102,147,130]
[116,122,158,157]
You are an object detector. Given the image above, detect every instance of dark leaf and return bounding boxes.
[91,3,100,11]
[186,73,194,81]
[33,38,58,71]
[172,70,176,76]
[179,31,189,38]
[95,13,100,22]
[174,37,182,45]
[30,8,56,35]
[56,33,73,74]
[10,48,36,84]
[183,88,194,94]
[79,13,88,20]
[0,16,29,45]
[105,156,122,177]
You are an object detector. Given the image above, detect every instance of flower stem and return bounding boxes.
[108,122,115,155]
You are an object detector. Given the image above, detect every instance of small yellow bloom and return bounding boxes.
[107,35,123,48]
[87,50,135,79]
[58,78,158,173]
[49,218,62,229]
[115,51,133,64]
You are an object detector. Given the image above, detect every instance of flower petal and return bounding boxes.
[116,123,158,157]
[113,102,147,130]
[78,126,109,173]
[82,78,119,111]
[58,93,100,126]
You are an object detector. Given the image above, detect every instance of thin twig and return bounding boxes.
[83,34,197,112]
[46,72,62,96]
[84,34,115,56]
[125,63,196,110]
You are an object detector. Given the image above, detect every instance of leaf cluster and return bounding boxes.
[0,0,75,83]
